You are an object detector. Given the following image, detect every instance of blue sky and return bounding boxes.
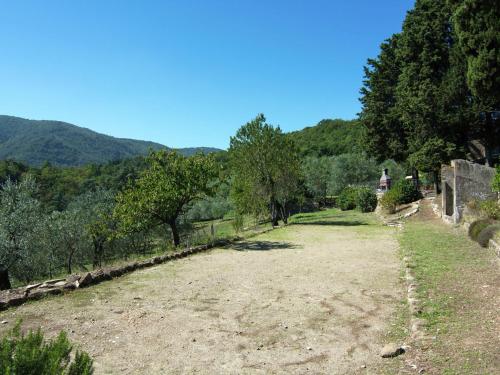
[0,0,414,149]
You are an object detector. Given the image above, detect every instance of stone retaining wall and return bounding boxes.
[0,227,274,311]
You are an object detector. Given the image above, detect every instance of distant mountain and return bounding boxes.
[288,119,363,157]
[0,115,221,166]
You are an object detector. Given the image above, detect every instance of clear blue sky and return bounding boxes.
[0,0,414,149]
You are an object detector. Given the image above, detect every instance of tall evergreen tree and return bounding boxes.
[451,0,500,164]
[360,34,406,162]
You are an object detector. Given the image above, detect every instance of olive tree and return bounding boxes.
[114,151,217,247]
[0,177,42,290]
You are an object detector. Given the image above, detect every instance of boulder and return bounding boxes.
[25,283,42,291]
[77,272,93,288]
[66,274,81,283]
[380,343,405,358]
[109,267,125,278]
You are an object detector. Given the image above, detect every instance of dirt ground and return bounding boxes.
[0,212,402,374]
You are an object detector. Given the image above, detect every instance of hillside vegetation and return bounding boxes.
[289,119,363,157]
[0,115,220,166]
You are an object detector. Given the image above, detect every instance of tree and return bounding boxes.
[48,208,91,275]
[408,137,457,192]
[114,151,217,247]
[451,0,500,164]
[327,153,379,195]
[70,189,116,269]
[451,0,500,110]
[0,177,42,290]
[360,34,407,162]
[229,114,302,226]
[302,157,331,206]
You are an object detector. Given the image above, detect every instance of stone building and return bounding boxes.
[441,159,497,224]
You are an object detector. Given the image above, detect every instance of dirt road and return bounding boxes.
[0,211,402,374]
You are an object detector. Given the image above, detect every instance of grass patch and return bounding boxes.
[397,217,499,374]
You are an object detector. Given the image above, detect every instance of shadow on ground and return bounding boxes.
[291,220,368,226]
[230,240,299,251]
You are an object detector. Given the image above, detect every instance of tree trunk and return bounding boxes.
[67,250,74,274]
[169,220,180,247]
[433,170,441,194]
[0,268,11,290]
[270,201,279,227]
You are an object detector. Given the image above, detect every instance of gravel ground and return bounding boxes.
[0,212,402,374]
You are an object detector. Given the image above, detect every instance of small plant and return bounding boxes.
[0,322,93,374]
[355,187,378,213]
[479,200,500,220]
[476,223,500,247]
[379,191,398,214]
[231,213,244,234]
[337,187,357,211]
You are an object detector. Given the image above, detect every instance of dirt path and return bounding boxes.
[0,211,402,374]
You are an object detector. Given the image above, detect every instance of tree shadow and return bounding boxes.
[230,240,299,251]
[291,220,368,226]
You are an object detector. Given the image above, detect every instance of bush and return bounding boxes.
[0,322,93,374]
[468,219,493,241]
[479,200,500,220]
[337,187,357,211]
[476,223,500,247]
[379,191,398,214]
[232,214,244,234]
[391,179,422,204]
[355,187,378,213]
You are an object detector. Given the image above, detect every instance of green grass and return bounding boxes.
[396,218,498,373]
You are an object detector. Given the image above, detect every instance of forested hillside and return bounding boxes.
[288,119,363,157]
[0,115,220,166]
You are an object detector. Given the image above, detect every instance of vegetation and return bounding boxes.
[229,114,302,226]
[360,0,500,178]
[337,187,358,211]
[114,151,217,247]
[0,322,93,374]
[0,115,220,167]
[355,187,378,213]
[398,217,499,373]
[379,180,422,214]
[478,199,500,220]
[288,119,363,157]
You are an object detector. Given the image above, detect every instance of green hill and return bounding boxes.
[0,115,220,166]
[289,119,363,157]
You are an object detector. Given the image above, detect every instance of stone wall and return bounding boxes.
[441,159,497,224]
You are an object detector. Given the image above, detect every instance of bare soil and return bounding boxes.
[0,212,402,374]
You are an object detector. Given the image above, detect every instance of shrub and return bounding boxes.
[337,187,357,211]
[479,200,500,220]
[379,191,398,214]
[468,219,493,241]
[391,179,422,205]
[355,187,378,213]
[476,223,500,247]
[232,214,244,234]
[0,322,93,374]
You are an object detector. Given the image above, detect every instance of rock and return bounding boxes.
[77,272,93,288]
[66,274,81,283]
[7,295,26,307]
[27,290,48,300]
[380,343,405,358]
[109,267,125,277]
[54,281,67,287]
[25,283,42,291]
